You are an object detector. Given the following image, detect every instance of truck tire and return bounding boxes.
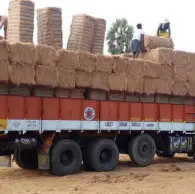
[51,140,82,176]
[156,152,175,158]
[128,134,156,167]
[14,149,38,169]
[83,139,119,172]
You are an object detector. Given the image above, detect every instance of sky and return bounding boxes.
[0,0,195,53]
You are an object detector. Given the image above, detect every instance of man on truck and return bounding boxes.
[157,19,171,38]
[0,15,8,39]
[131,23,144,58]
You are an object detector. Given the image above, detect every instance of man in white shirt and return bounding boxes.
[131,23,144,58]
[0,15,8,39]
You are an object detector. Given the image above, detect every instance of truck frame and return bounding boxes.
[0,94,195,176]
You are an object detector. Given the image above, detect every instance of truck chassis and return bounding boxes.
[0,94,195,176]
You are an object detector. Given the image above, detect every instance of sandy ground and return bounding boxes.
[0,154,195,194]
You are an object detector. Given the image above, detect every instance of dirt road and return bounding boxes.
[0,154,195,194]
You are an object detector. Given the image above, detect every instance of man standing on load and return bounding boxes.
[0,15,8,39]
[131,23,144,58]
[157,19,171,38]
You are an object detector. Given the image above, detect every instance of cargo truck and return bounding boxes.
[0,93,195,176]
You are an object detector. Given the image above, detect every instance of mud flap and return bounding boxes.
[0,155,11,167]
[38,133,55,170]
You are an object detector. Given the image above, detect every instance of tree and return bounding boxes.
[107,18,134,55]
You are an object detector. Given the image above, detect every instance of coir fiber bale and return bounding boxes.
[95,55,113,73]
[121,53,133,58]
[127,74,143,94]
[8,42,36,65]
[0,60,9,82]
[37,7,63,48]
[143,60,161,78]
[57,49,78,70]
[188,80,195,97]
[108,73,127,92]
[155,64,172,95]
[144,77,158,95]
[35,44,57,66]
[159,64,172,80]
[9,63,35,85]
[0,41,9,61]
[8,0,34,43]
[144,35,174,51]
[188,53,195,70]
[67,14,95,52]
[76,52,96,73]
[172,79,188,96]
[173,65,188,82]
[173,50,190,67]
[188,67,195,82]
[156,78,172,95]
[57,68,75,89]
[113,56,129,74]
[76,71,92,88]
[91,18,106,54]
[91,72,109,91]
[35,65,57,87]
[126,58,144,76]
[140,48,174,65]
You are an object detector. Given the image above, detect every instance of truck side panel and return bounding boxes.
[0,96,8,131]
[42,98,60,131]
[25,97,42,131]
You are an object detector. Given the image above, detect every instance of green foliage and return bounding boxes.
[106,18,134,55]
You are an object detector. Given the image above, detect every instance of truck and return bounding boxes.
[0,92,194,176]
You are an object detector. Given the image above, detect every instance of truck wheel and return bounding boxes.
[51,140,82,176]
[14,149,38,169]
[128,134,156,167]
[83,139,119,172]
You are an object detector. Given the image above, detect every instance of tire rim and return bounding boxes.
[60,150,74,166]
[99,148,112,164]
[138,141,152,159]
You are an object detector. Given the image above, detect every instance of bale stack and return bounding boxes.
[140,48,195,97]
[7,0,34,43]
[67,14,95,52]
[140,48,173,95]
[37,7,63,49]
[0,41,9,83]
[8,42,36,85]
[144,35,174,51]
[2,41,195,99]
[91,18,106,54]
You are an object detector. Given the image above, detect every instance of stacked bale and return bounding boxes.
[35,44,58,87]
[37,7,63,49]
[3,40,195,99]
[91,18,106,54]
[7,0,34,43]
[140,48,173,95]
[8,42,36,85]
[140,48,194,96]
[67,14,95,52]
[172,51,189,96]
[144,35,174,51]
[0,41,9,83]
[76,52,96,89]
[188,53,195,96]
